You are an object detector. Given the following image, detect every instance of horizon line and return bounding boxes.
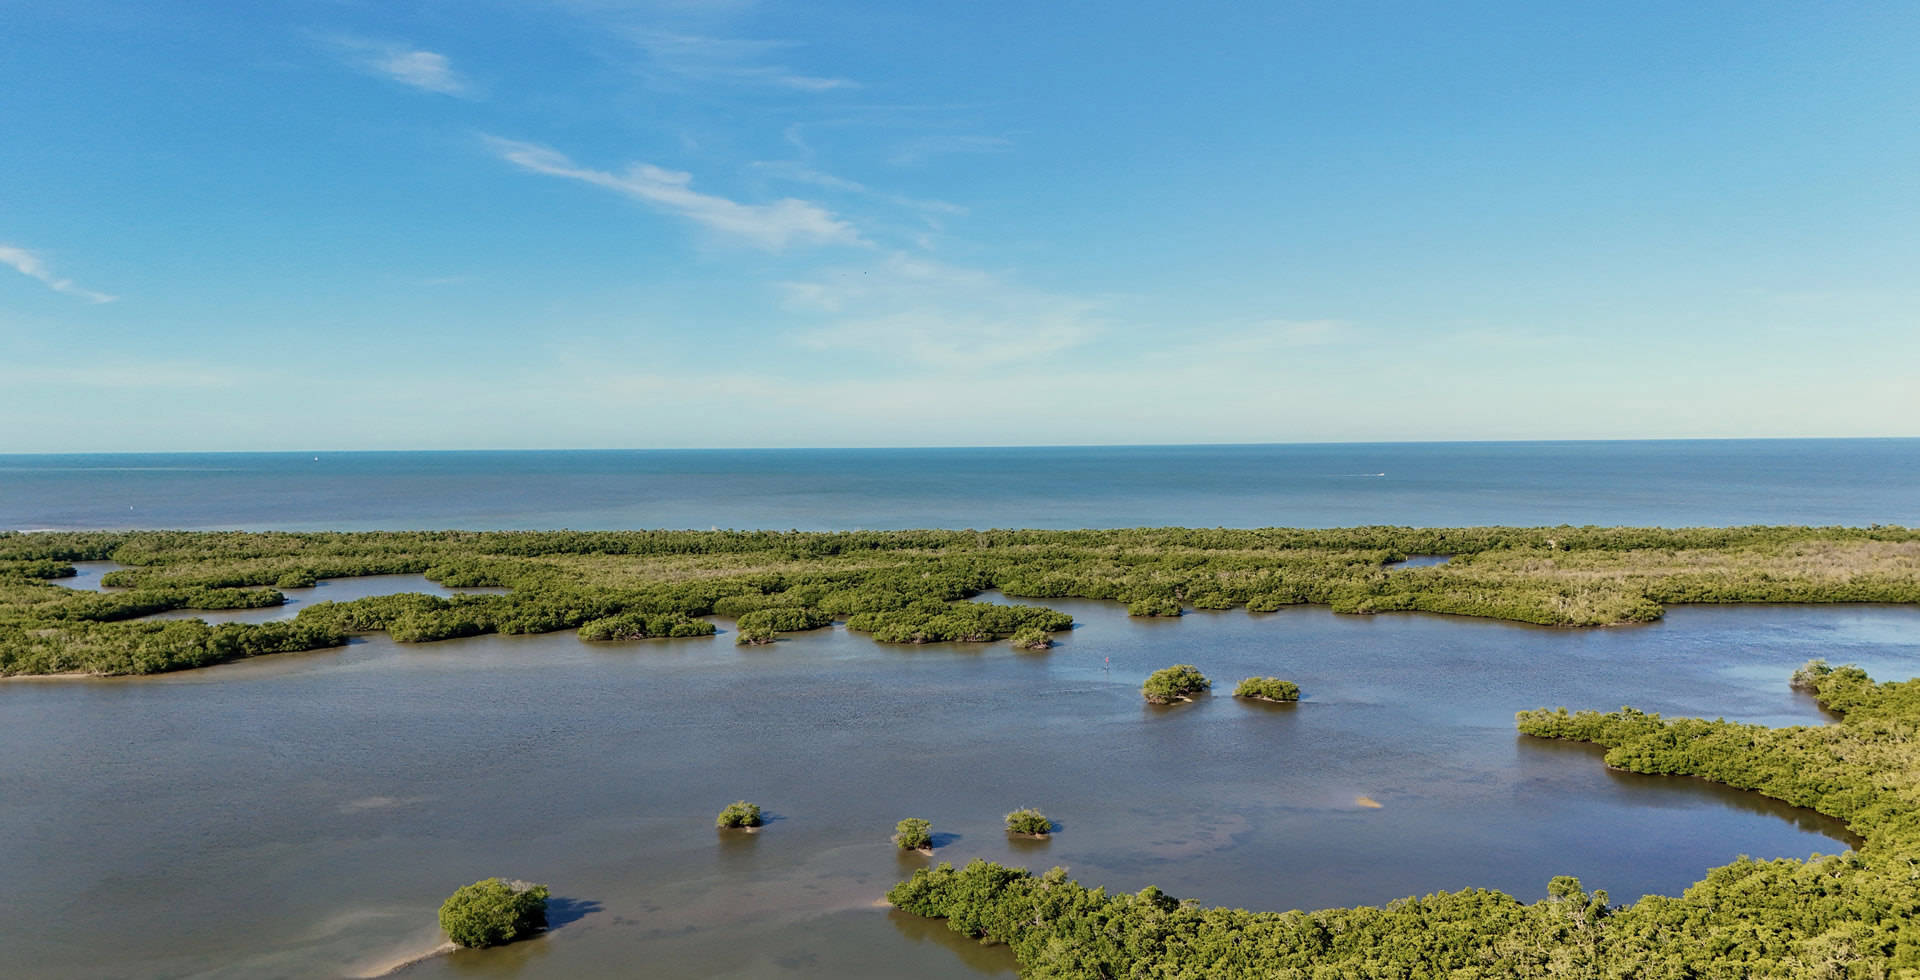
[3,435,1918,457]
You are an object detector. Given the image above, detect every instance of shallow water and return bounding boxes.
[57,560,124,592]
[140,575,510,625]
[54,564,509,624]
[2,599,1914,979]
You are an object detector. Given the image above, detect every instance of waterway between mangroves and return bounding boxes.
[5,571,1916,978]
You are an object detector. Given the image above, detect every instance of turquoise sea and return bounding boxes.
[3,439,1917,531]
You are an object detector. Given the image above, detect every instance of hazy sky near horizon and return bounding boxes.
[3,1,1916,451]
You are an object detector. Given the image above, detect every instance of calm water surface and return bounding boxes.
[5,440,1917,531]
[4,594,1914,979]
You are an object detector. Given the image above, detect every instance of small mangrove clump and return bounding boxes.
[1233,676,1300,702]
[893,817,934,851]
[734,624,776,645]
[438,877,549,949]
[1790,658,1834,692]
[1127,596,1183,618]
[577,611,716,641]
[735,607,834,633]
[716,800,764,828]
[1009,626,1052,650]
[847,600,1072,644]
[1004,807,1053,837]
[1142,664,1211,704]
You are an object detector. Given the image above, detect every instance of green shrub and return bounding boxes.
[716,800,763,828]
[181,587,285,610]
[711,593,778,617]
[1245,593,1295,612]
[1004,807,1052,836]
[1233,676,1300,701]
[1009,627,1052,650]
[1789,658,1833,692]
[423,560,519,588]
[1142,664,1210,704]
[0,559,75,580]
[0,619,345,677]
[437,877,549,949]
[893,817,933,850]
[97,569,141,588]
[734,624,776,645]
[577,611,716,641]
[735,607,833,633]
[847,600,1072,644]
[1127,596,1182,617]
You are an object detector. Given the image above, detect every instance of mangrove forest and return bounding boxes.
[1,524,1917,676]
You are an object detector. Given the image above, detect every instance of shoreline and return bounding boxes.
[351,941,456,979]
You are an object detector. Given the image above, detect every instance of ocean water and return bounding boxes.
[2,439,1917,532]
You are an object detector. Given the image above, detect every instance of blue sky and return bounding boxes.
[2,1,1915,451]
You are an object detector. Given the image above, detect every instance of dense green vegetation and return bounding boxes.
[734,607,834,633]
[846,599,1072,644]
[4,524,1917,675]
[2,558,77,581]
[0,619,345,676]
[716,801,763,829]
[1233,676,1300,701]
[891,663,1920,978]
[1142,664,1211,704]
[1126,596,1182,617]
[894,817,934,851]
[1009,626,1052,650]
[576,611,717,641]
[437,878,549,949]
[1004,807,1053,837]
[734,624,777,645]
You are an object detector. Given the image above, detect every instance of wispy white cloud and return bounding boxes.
[326,35,470,95]
[888,133,1014,166]
[749,160,968,217]
[0,244,116,303]
[778,74,857,92]
[777,252,983,313]
[631,31,856,91]
[487,137,864,250]
[784,253,1102,368]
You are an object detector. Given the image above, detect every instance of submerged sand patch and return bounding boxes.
[350,940,457,978]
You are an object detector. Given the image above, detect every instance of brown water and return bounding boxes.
[4,593,1914,980]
